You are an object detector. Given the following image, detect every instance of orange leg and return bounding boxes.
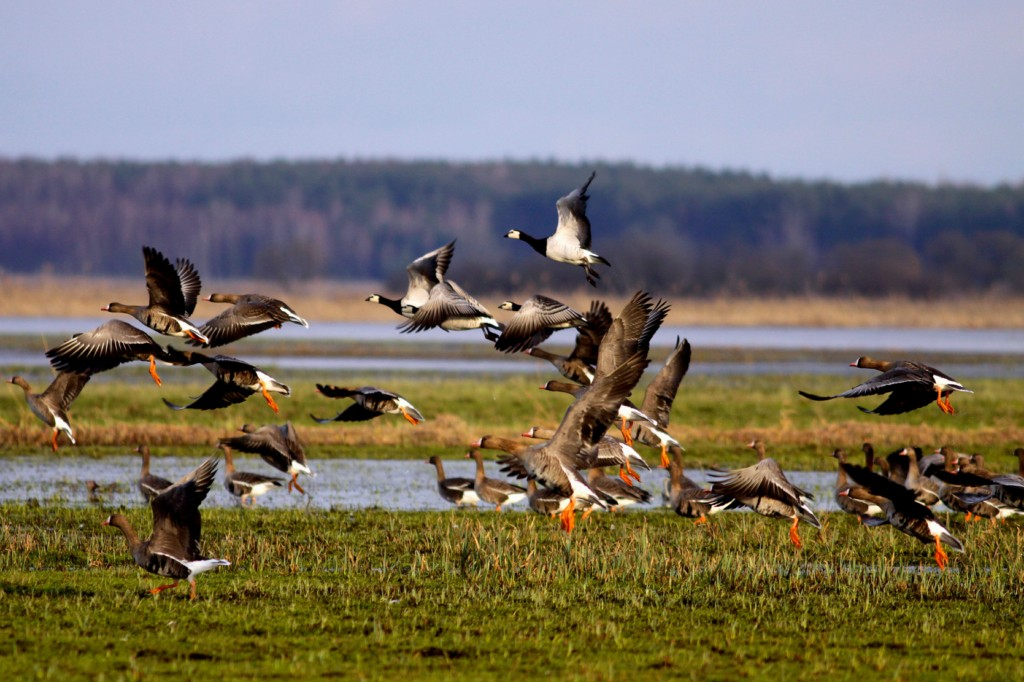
[659,445,670,469]
[401,409,420,426]
[260,386,280,413]
[619,418,633,446]
[289,473,306,495]
[618,467,633,486]
[788,517,803,549]
[189,580,198,601]
[560,498,576,533]
[149,581,180,596]
[937,390,954,415]
[147,355,162,387]
[934,537,948,571]
[51,430,59,452]
[694,514,708,525]
[581,506,595,521]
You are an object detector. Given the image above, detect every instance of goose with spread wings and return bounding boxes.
[9,372,91,451]
[311,384,425,425]
[189,293,308,347]
[45,320,175,386]
[366,240,456,317]
[160,348,290,413]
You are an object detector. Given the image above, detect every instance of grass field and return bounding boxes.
[3,505,1024,680]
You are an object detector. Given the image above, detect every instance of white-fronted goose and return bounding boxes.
[666,446,738,523]
[494,292,658,532]
[525,300,613,385]
[830,448,883,522]
[493,295,587,354]
[467,450,527,511]
[841,460,964,570]
[799,356,972,415]
[541,379,656,447]
[709,440,821,549]
[189,293,308,347]
[526,479,572,517]
[899,446,940,507]
[582,467,652,516]
[160,348,290,412]
[366,240,456,317]
[427,455,479,508]
[218,422,313,494]
[102,455,229,599]
[9,372,90,451]
[504,171,610,287]
[219,443,284,507]
[522,425,651,485]
[45,320,173,386]
[311,385,425,425]
[397,279,501,338]
[632,337,690,467]
[102,245,209,345]
[927,446,1008,522]
[136,444,172,501]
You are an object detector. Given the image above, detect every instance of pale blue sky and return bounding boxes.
[2,2,1022,185]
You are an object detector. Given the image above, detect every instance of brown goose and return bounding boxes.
[493,295,587,354]
[665,446,738,523]
[581,467,651,517]
[526,479,572,517]
[189,293,308,347]
[525,299,613,385]
[102,245,209,345]
[427,455,479,508]
[632,337,690,467]
[136,445,172,501]
[541,379,656,447]
[504,171,610,287]
[160,348,290,412]
[840,461,964,570]
[522,425,651,485]
[219,443,284,507]
[9,372,90,451]
[45,320,173,386]
[218,422,313,494]
[102,455,229,600]
[799,356,972,415]
[366,240,456,318]
[311,385,425,425]
[830,448,883,522]
[466,450,527,511]
[709,440,821,549]
[495,292,657,532]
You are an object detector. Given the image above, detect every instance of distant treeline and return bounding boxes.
[2,158,1023,297]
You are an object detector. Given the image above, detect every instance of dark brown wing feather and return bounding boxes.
[148,455,218,561]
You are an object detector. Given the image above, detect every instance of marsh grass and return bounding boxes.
[3,505,1024,679]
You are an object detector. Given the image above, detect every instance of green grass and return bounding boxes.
[3,505,1024,680]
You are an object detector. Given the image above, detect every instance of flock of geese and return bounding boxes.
[6,172,1017,599]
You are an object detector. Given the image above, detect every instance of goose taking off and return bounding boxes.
[190,293,308,347]
[799,356,972,415]
[9,372,90,451]
[311,385,425,425]
[504,171,610,287]
[366,240,456,317]
[45,320,174,386]
[160,348,290,413]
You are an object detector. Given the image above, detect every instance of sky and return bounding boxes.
[1,2,1022,186]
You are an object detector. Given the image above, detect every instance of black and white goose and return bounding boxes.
[504,171,610,286]
[493,295,587,354]
[366,240,456,317]
[397,279,501,338]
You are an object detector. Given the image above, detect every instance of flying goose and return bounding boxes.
[366,240,456,317]
[522,425,651,485]
[45,320,174,386]
[218,422,313,494]
[9,372,90,451]
[102,455,230,600]
[709,440,821,549]
[525,299,613,385]
[493,295,587,353]
[102,245,209,345]
[189,293,308,347]
[219,443,284,507]
[631,337,690,467]
[311,385,425,425]
[397,279,501,338]
[799,356,972,415]
[160,348,290,412]
[504,171,610,286]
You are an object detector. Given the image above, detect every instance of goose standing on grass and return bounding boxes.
[311,385,425,425]
[840,461,964,570]
[8,372,90,451]
[466,450,527,512]
[219,422,313,494]
[799,356,972,415]
[220,443,284,507]
[136,445,172,501]
[665,446,738,524]
[45,320,174,387]
[830,449,883,523]
[102,245,209,345]
[526,300,613,385]
[160,348,290,413]
[709,440,821,549]
[493,295,587,353]
[189,293,308,347]
[427,455,479,508]
[632,337,690,467]
[102,455,229,600]
[504,171,610,287]
[366,240,456,317]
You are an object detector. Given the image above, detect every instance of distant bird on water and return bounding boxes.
[799,356,972,415]
[504,171,610,287]
[102,245,209,345]
[189,293,308,347]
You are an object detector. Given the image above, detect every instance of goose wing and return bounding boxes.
[552,171,595,249]
[148,455,218,561]
[46,321,163,373]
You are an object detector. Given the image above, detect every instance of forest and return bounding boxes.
[1,157,1023,297]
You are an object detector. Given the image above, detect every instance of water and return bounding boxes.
[0,454,841,513]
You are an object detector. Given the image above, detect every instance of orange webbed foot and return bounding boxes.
[261,387,280,413]
[659,447,670,469]
[148,356,163,387]
[789,518,803,549]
